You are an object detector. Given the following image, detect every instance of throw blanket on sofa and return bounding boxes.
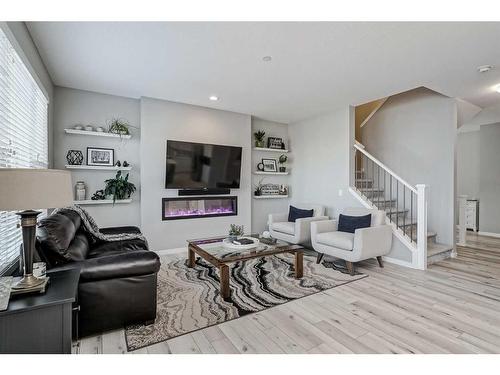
[54,205,147,243]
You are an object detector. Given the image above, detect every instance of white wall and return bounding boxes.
[479,123,500,235]
[289,108,361,219]
[53,87,141,227]
[457,131,480,199]
[251,118,290,233]
[140,98,252,250]
[361,88,456,246]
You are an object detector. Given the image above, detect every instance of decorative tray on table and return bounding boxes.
[222,236,260,250]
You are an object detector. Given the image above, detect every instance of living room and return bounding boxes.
[2,1,500,372]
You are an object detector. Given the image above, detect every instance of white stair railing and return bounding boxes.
[353,143,428,269]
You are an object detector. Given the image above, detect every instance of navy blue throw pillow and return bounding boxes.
[338,214,371,233]
[288,206,314,222]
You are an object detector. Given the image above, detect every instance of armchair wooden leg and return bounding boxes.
[316,253,324,264]
[346,261,355,276]
[376,256,384,268]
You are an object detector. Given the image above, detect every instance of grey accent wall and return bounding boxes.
[361,88,456,246]
[53,87,141,227]
[288,108,359,218]
[140,98,252,251]
[457,131,480,199]
[479,123,500,234]
[251,118,290,233]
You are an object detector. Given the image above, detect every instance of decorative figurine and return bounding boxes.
[123,160,129,167]
[91,189,106,200]
[115,160,121,167]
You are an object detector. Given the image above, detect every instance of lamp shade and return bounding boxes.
[0,169,73,211]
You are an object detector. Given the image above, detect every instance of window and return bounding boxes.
[0,27,49,275]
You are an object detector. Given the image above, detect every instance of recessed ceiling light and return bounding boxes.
[478,65,493,73]
[209,95,219,101]
[262,56,272,62]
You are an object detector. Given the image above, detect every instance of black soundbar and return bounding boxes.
[178,188,230,196]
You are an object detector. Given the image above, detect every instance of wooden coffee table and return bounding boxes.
[187,235,304,300]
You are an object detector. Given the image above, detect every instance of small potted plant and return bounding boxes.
[228,224,244,241]
[254,184,262,196]
[278,154,288,173]
[254,130,265,148]
[254,178,264,196]
[107,118,131,137]
[104,171,137,203]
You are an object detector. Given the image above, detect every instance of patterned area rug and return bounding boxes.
[124,253,367,351]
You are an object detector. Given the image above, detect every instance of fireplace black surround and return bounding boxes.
[162,196,238,220]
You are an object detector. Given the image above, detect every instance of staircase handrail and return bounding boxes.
[354,143,417,194]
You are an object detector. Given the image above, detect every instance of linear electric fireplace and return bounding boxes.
[162,196,238,220]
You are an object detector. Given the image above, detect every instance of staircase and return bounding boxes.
[352,143,453,268]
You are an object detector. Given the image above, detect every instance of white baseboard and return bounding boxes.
[153,247,186,256]
[477,231,500,238]
[382,256,417,269]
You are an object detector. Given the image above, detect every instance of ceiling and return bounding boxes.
[27,22,500,123]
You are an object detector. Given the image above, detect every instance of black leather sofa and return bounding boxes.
[34,208,160,338]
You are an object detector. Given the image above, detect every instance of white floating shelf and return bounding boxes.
[253,147,289,153]
[74,199,132,205]
[64,128,131,139]
[253,171,289,175]
[65,165,132,171]
[254,195,289,199]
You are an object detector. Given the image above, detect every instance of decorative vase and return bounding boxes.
[279,166,286,173]
[75,181,86,201]
[255,140,264,148]
[66,150,84,165]
[228,235,237,242]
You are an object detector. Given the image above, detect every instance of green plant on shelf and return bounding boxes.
[254,130,265,148]
[104,170,136,203]
[254,178,264,196]
[107,118,131,137]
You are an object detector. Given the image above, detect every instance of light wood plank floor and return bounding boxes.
[76,234,500,354]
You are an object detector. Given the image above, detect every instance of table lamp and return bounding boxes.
[0,169,73,290]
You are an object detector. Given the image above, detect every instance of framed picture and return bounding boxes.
[87,147,114,167]
[267,137,284,149]
[261,158,277,172]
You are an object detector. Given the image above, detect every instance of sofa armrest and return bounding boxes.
[294,216,329,243]
[311,219,337,236]
[80,251,160,282]
[353,225,393,259]
[99,226,142,235]
[268,212,288,225]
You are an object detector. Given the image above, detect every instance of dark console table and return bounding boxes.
[0,268,80,354]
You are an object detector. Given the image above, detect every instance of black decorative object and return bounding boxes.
[66,150,83,165]
[91,190,106,200]
[115,160,121,167]
[123,161,129,167]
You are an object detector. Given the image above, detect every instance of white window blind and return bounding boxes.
[0,27,49,275]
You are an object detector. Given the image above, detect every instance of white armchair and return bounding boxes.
[311,207,392,275]
[268,204,328,245]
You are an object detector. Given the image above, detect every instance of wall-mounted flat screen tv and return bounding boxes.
[166,140,242,189]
